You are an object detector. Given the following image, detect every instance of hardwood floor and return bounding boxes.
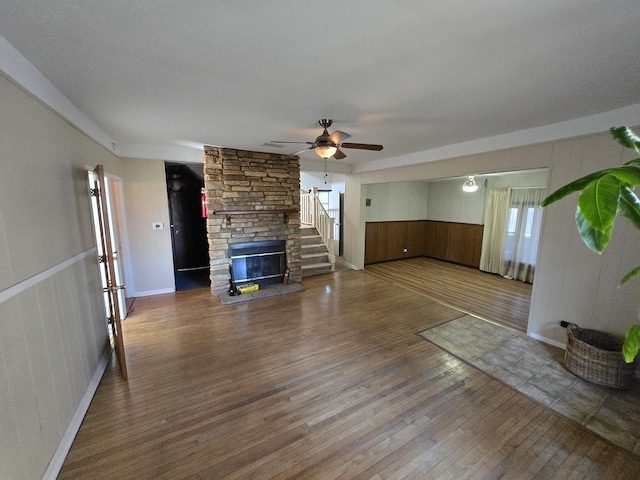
[58,264,639,479]
[365,257,532,332]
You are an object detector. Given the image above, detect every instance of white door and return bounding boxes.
[88,165,128,379]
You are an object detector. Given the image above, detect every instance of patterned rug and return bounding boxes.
[419,315,640,455]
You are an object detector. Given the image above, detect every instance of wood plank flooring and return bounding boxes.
[58,264,639,479]
[365,257,531,332]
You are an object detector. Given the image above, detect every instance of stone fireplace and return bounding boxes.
[203,146,301,296]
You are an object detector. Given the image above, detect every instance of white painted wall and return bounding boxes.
[426,170,548,224]
[426,179,484,224]
[344,133,640,347]
[121,158,175,296]
[363,181,429,222]
[357,171,547,226]
[301,171,330,191]
[530,133,640,345]
[0,75,120,479]
[301,171,345,212]
[343,174,364,271]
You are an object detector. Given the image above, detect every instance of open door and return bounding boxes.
[91,165,128,379]
[165,163,209,290]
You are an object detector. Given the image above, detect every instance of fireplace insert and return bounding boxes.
[229,240,287,289]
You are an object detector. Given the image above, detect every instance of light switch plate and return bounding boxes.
[152,222,164,230]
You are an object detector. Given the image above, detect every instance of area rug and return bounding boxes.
[419,315,640,455]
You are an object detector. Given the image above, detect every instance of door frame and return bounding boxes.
[88,165,128,379]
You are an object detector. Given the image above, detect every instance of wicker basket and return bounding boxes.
[565,323,635,389]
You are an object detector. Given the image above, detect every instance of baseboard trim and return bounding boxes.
[528,332,566,350]
[42,346,112,480]
[131,287,175,297]
[342,261,359,270]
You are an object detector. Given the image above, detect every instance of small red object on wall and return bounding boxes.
[201,188,207,218]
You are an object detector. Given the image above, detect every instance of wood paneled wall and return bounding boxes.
[365,221,425,264]
[424,220,484,267]
[365,220,484,267]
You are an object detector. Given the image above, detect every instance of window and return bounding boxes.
[503,189,545,282]
[317,191,330,211]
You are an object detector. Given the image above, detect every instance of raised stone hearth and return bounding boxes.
[219,282,305,305]
[203,147,301,296]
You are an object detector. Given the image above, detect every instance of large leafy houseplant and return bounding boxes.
[541,126,640,363]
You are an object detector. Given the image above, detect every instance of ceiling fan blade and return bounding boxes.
[340,142,383,151]
[333,148,347,160]
[271,141,313,145]
[290,147,313,156]
[329,130,351,144]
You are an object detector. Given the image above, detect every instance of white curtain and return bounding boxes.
[501,188,545,283]
[479,188,510,275]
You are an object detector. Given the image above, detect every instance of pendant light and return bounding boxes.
[462,176,478,192]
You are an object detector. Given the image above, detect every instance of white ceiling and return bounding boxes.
[1,1,640,171]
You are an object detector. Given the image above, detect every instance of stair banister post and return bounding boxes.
[311,187,318,229]
[327,216,335,264]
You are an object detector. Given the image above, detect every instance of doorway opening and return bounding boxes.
[165,162,210,290]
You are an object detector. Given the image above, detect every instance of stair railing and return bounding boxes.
[300,188,335,258]
[300,190,313,225]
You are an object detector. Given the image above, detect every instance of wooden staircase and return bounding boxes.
[301,225,334,277]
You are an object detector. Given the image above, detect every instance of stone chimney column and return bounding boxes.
[203,147,301,296]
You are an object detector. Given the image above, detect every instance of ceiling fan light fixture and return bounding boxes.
[272,119,382,160]
[315,145,337,159]
[462,176,478,192]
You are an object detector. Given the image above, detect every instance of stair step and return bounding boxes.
[302,251,329,258]
[302,253,329,265]
[300,226,332,277]
[301,262,333,277]
[301,261,332,268]
[302,244,328,254]
[301,235,323,246]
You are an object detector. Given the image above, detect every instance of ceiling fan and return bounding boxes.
[272,119,383,159]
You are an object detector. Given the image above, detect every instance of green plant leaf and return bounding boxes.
[621,266,640,285]
[617,187,640,229]
[624,158,640,167]
[611,126,640,153]
[575,207,611,253]
[608,165,640,186]
[622,325,640,363]
[545,126,640,281]
[541,168,613,207]
[577,174,621,233]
